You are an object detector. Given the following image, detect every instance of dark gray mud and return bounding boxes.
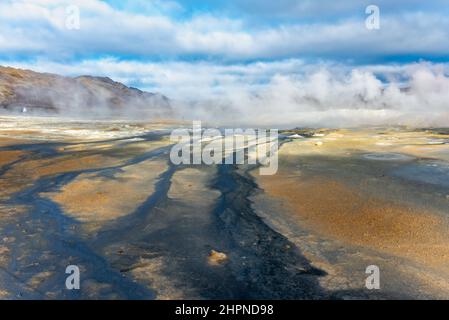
[0,134,170,299]
[100,162,330,299]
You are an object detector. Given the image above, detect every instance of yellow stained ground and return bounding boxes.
[258,173,449,270]
[256,128,449,276]
[283,128,449,161]
[45,159,168,230]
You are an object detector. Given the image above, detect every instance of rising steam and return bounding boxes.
[171,63,449,128]
[2,61,448,128]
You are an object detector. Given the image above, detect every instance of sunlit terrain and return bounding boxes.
[0,116,448,299]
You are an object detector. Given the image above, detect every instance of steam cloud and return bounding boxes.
[171,63,449,128]
[2,61,448,128]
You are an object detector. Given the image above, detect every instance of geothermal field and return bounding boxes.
[0,116,448,299]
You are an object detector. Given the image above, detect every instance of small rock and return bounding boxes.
[208,250,228,266]
[0,246,10,255]
[288,134,304,139]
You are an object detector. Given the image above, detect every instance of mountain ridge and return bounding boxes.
[0,66,172,118]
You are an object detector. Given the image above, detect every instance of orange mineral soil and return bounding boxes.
[257,171,449,273]
[0,150,25,167]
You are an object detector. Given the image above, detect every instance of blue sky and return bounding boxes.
[0,0,448,109]
[1,0,448,64]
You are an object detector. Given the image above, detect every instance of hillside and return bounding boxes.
[0,66,172,118]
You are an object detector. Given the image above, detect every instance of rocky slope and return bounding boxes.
[0,66,172,118]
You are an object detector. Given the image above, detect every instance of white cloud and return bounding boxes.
[0,0,448,60]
